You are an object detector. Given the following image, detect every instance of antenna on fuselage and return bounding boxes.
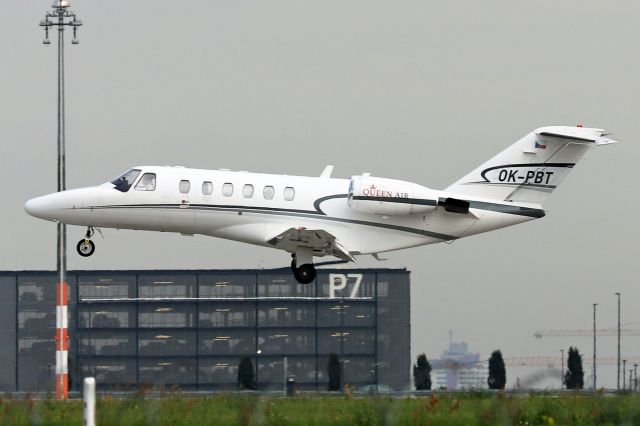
[319,165,334,178]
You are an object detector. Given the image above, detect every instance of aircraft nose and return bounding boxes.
[25,188,99,223]
[24,195,55,221]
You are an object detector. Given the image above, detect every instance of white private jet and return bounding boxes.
[25,126,616,283]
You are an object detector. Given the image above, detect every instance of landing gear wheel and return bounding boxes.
[77,239,95,257]
[293,264,316,284]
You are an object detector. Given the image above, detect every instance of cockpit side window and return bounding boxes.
[135,173,156,191]
[111,169,141,192]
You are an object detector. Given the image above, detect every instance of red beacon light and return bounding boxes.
[576,124,583,127]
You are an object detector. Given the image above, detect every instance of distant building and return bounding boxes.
[431,340,487,390]
[0,268,410,392]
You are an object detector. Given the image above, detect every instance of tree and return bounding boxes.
[564,346,584,389]
[328,352,341,391]
[237,357,256,390]
[413,353,432,390]
[488,349,506,390]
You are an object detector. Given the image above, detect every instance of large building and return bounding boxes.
[0,268,410,392]
[432,340,487,390]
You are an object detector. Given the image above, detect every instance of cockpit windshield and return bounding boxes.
[110,169,141,192]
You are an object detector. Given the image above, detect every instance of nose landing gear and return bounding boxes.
[77,227,96,257]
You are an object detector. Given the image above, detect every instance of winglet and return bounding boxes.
[319,165,334,178]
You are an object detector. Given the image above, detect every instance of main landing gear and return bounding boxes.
[77,227,96,257]
[291,251,316,284]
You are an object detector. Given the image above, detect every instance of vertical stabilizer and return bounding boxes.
[445,126,617,205]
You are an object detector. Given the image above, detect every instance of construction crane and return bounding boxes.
[433,357,640,368]
[505,357,640,368]
[534,329,640,339]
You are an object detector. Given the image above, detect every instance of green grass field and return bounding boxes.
[1,392,640,425]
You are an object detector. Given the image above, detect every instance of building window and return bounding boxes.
[243,184,254,198]
[222,183,234,197]
[179,180,191,194]
[135,173,156,191]
[263,186,275,200]
[202,181,213,196]
[283,187,295,201]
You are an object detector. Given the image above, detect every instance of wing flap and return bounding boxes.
[267,227,355,262]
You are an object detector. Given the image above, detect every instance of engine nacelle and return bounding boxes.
[348,175,440,216]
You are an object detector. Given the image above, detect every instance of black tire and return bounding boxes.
[77,239,95,257]
[293,264,316,284]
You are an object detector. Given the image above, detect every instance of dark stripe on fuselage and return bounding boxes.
[314,193,542,218]
[82,192,544,240]
[479,162,575,183]
[313,194,349,215]
[464,181,556,190]
[85,203,457,240]
[91,203,319,216]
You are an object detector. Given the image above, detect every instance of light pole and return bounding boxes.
[615,292,621,391]
[560,349,565,389]
[634,364,638,392]
[623,359,627,391]
[40,0,82,400]
[592,303,597,390]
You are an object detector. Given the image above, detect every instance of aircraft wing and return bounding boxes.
[266,227,356,262]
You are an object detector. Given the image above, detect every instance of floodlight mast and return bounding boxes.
[39,0,82,401]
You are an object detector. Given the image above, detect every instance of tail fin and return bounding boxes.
[445,126,618,205]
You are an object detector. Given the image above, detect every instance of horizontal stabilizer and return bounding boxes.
[535,126,618,146]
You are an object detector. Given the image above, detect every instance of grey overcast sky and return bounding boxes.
[1,1,638,388]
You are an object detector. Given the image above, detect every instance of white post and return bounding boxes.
[283,356,288,397]
[83,377,96,426]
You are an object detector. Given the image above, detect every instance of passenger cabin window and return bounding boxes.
[283,187,295,201]
[263,186,275,200]
[243,184,254,198]
[202,181,213,196]
[222,183,234,197]
[179,180,191,194]
[111,169,141,192]
[135,173,156,191]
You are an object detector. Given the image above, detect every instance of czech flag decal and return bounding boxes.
[535,140,547,149]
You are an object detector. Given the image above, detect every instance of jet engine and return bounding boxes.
[348,175,440,216]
